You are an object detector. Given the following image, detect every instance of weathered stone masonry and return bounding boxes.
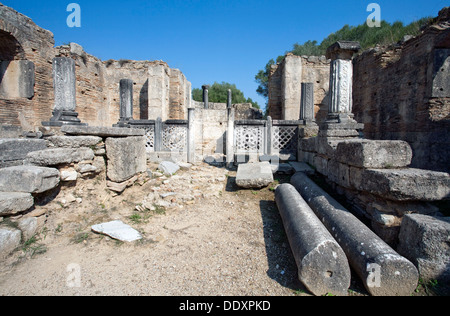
[269,8,450,173]
[0,3,192,133]
[353,8,450,172]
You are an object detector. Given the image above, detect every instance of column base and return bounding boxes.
[320,114,364,138]
[42,110,87,127]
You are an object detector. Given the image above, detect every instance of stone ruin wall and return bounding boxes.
[0,3,55,131]
[191,100,263,159]
[0,3,191,134]
[268,9,450,173]
[268,54,330,123]
[352,10,450,172]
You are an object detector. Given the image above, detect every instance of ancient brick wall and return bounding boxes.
[0,3,55,130]
[0,4,192,132]
[352,10,450,172]
[267,54,330,122]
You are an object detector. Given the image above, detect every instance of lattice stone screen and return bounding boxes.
[128,119,188,153]
[272,124,298,158]
[234,122,266,154]
[145,126,155,152]
[162,123,188,151]
[233,118,300,160]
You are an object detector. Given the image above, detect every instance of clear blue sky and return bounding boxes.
[2,0,448,110]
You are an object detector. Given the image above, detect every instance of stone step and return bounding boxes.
[236,162,274,189]
[0,192,34,216]
[0,139,47,167]
[61,125,144,137]
[26,147,94,166]
[0,166,60,194]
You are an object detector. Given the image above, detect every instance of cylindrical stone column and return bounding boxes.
[202,85,210,110]
[275,183,351,296]
[226,108,235,167]
[187,108,195,163]
[291,172,419,296]
[300,82,315,123]
[227,89,232,109]
[119,79,134,122]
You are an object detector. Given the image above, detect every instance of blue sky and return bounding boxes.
[2,0,448,110]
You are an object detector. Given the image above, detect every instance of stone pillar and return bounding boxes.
[113,79,134,127]
[320,41,363,137]
[298,83,319,142]
[226,108,235,167]
[300,83,315,124]
[227,89,232,109]
[120,79,134,122]
[266,116,273,156]
[42,57,86,127]
[187,108,195,163]
[326,41,360,123]
[154,117,163,152]
[202,85,210,110]
[291,172,419,296]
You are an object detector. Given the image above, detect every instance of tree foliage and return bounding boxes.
[255,17,432,100]
[192,82,260,109]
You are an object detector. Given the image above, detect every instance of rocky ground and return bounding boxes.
[0,162,306,296]
[0,161,440,296]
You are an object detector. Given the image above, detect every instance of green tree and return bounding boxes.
[255,55,285,102]
[192,82,260,109]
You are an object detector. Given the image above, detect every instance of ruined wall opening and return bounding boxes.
[0,29,25,61]
[0,29,34,100]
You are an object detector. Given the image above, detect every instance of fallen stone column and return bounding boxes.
[275,183,351,296]
[291,172,419,296]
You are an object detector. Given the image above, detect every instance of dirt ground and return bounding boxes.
[0,162,308,296]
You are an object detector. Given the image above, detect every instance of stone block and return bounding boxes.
[327,160,350,188]
[26,148,94,166]
[106,175,138,194]
[0,192,34,216]
[91,220,142,242]
[0,139,47,166]
[46,136,103,148]
[288,161,315,175]
[18,217,38,241]
[0,60,35,99]
[105,136,147,183]
[236,162,274,189]
[355,168,450,201]
[158,161,180,176]
[335,140,412,169]
[0,166,60,194]
[61,125,145,137]
[298,124,319,138]
[398,214,450,283]
[313,155,328,175]
[299,137,317,153]
[60,168,78,182]
[0,227,21,258]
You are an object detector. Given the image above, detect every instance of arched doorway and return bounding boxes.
[0,29,26,61]
[0,29,34,99]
